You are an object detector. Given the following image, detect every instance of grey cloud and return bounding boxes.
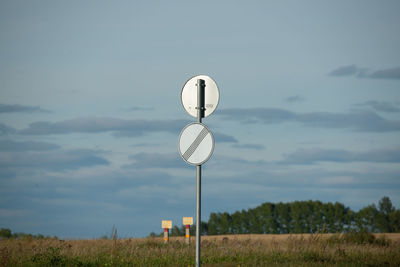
[131,142,160,147]
[0,104,50,113]
[369,67,400,80]
[204,169,400,204]
[218,108,296,124]
[19,117,238,143]
[282,148,354,165]
[125,152,266,170]
[0,165,182,238]
[281,147,400,164]
[355,101,400,113]
[0,149,109,170]
[328,65,361,76]
[285,95,305,103]
[20,117,189,136]
[126,152,186,169]
[231,143,265,150]
[0,123,16,135]
[329,65,400,80]
[129,106,154,111]
[207,154,268,171]
[213,132,238,143]
[0,140,60,151]
[217,108,400,132]
[297,111,386,131]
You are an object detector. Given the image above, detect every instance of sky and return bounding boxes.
[1,1,400,239]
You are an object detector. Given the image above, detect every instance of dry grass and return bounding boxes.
[201,232,400,242]
[1,233,399,266]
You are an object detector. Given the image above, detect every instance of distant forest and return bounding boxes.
[160,197,400,237]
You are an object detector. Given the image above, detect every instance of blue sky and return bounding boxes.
[1,1,400,238]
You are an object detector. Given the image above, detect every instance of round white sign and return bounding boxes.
[181,75,220,118]
[178,123,214,166]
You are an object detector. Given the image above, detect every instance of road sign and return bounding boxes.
[179,75,219,267]
[183,217,194,225]
[162,220,172,229]
[179,123,214,166]
[181,75,220,118]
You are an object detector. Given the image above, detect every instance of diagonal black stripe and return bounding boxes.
[183,127,208,160]
[182,127,209,161]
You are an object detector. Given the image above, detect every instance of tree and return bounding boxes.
[148,197,399,237]
[379,196,395,216]
[356,204,379,232]
[276,202,291,234]
[0,228,12,239]
[332,202,352,232]
[377,196,396,232]
[311,200,325,233]
[207,212,220,235]
[230,211,243,234]
[248,208,263,234]
[219,212,232,234]
[240,210,250,233]
[170,225,184,236]
[389,210,400,233]
[148,232,157,238]
[258,203,278,234]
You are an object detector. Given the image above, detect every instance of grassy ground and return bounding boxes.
[1,233,399,266]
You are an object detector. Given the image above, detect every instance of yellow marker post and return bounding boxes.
[162,220,172,244]
[183,217,193,245]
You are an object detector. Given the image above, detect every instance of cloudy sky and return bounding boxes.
[1,1,400,238]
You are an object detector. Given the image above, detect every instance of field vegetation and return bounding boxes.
[2,197,399,266]
[1,232,400,266]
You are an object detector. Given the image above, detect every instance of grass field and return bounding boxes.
[1,233,400,266]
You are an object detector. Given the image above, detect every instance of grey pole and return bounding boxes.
[196,79,205,267]
[196,165,201,266]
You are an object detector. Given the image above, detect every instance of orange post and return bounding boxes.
[185,224,190,244]
[163,228,169,243]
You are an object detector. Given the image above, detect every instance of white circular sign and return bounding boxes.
[181,75,220,118]
[178,123,214,166]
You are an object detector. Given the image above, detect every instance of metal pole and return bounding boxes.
[197,79,205,120]
[196,79,205,267]
[196,164,201,266]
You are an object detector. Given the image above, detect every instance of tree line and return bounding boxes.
[0,228,58,240]
[157,197,400,237]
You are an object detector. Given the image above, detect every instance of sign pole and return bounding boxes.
[196,164,201,266]
[179,75,218,267]
[196,79,205,267]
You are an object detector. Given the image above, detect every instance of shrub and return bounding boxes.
[0,228,12,239]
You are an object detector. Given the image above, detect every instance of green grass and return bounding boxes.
[1,233,399,266]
